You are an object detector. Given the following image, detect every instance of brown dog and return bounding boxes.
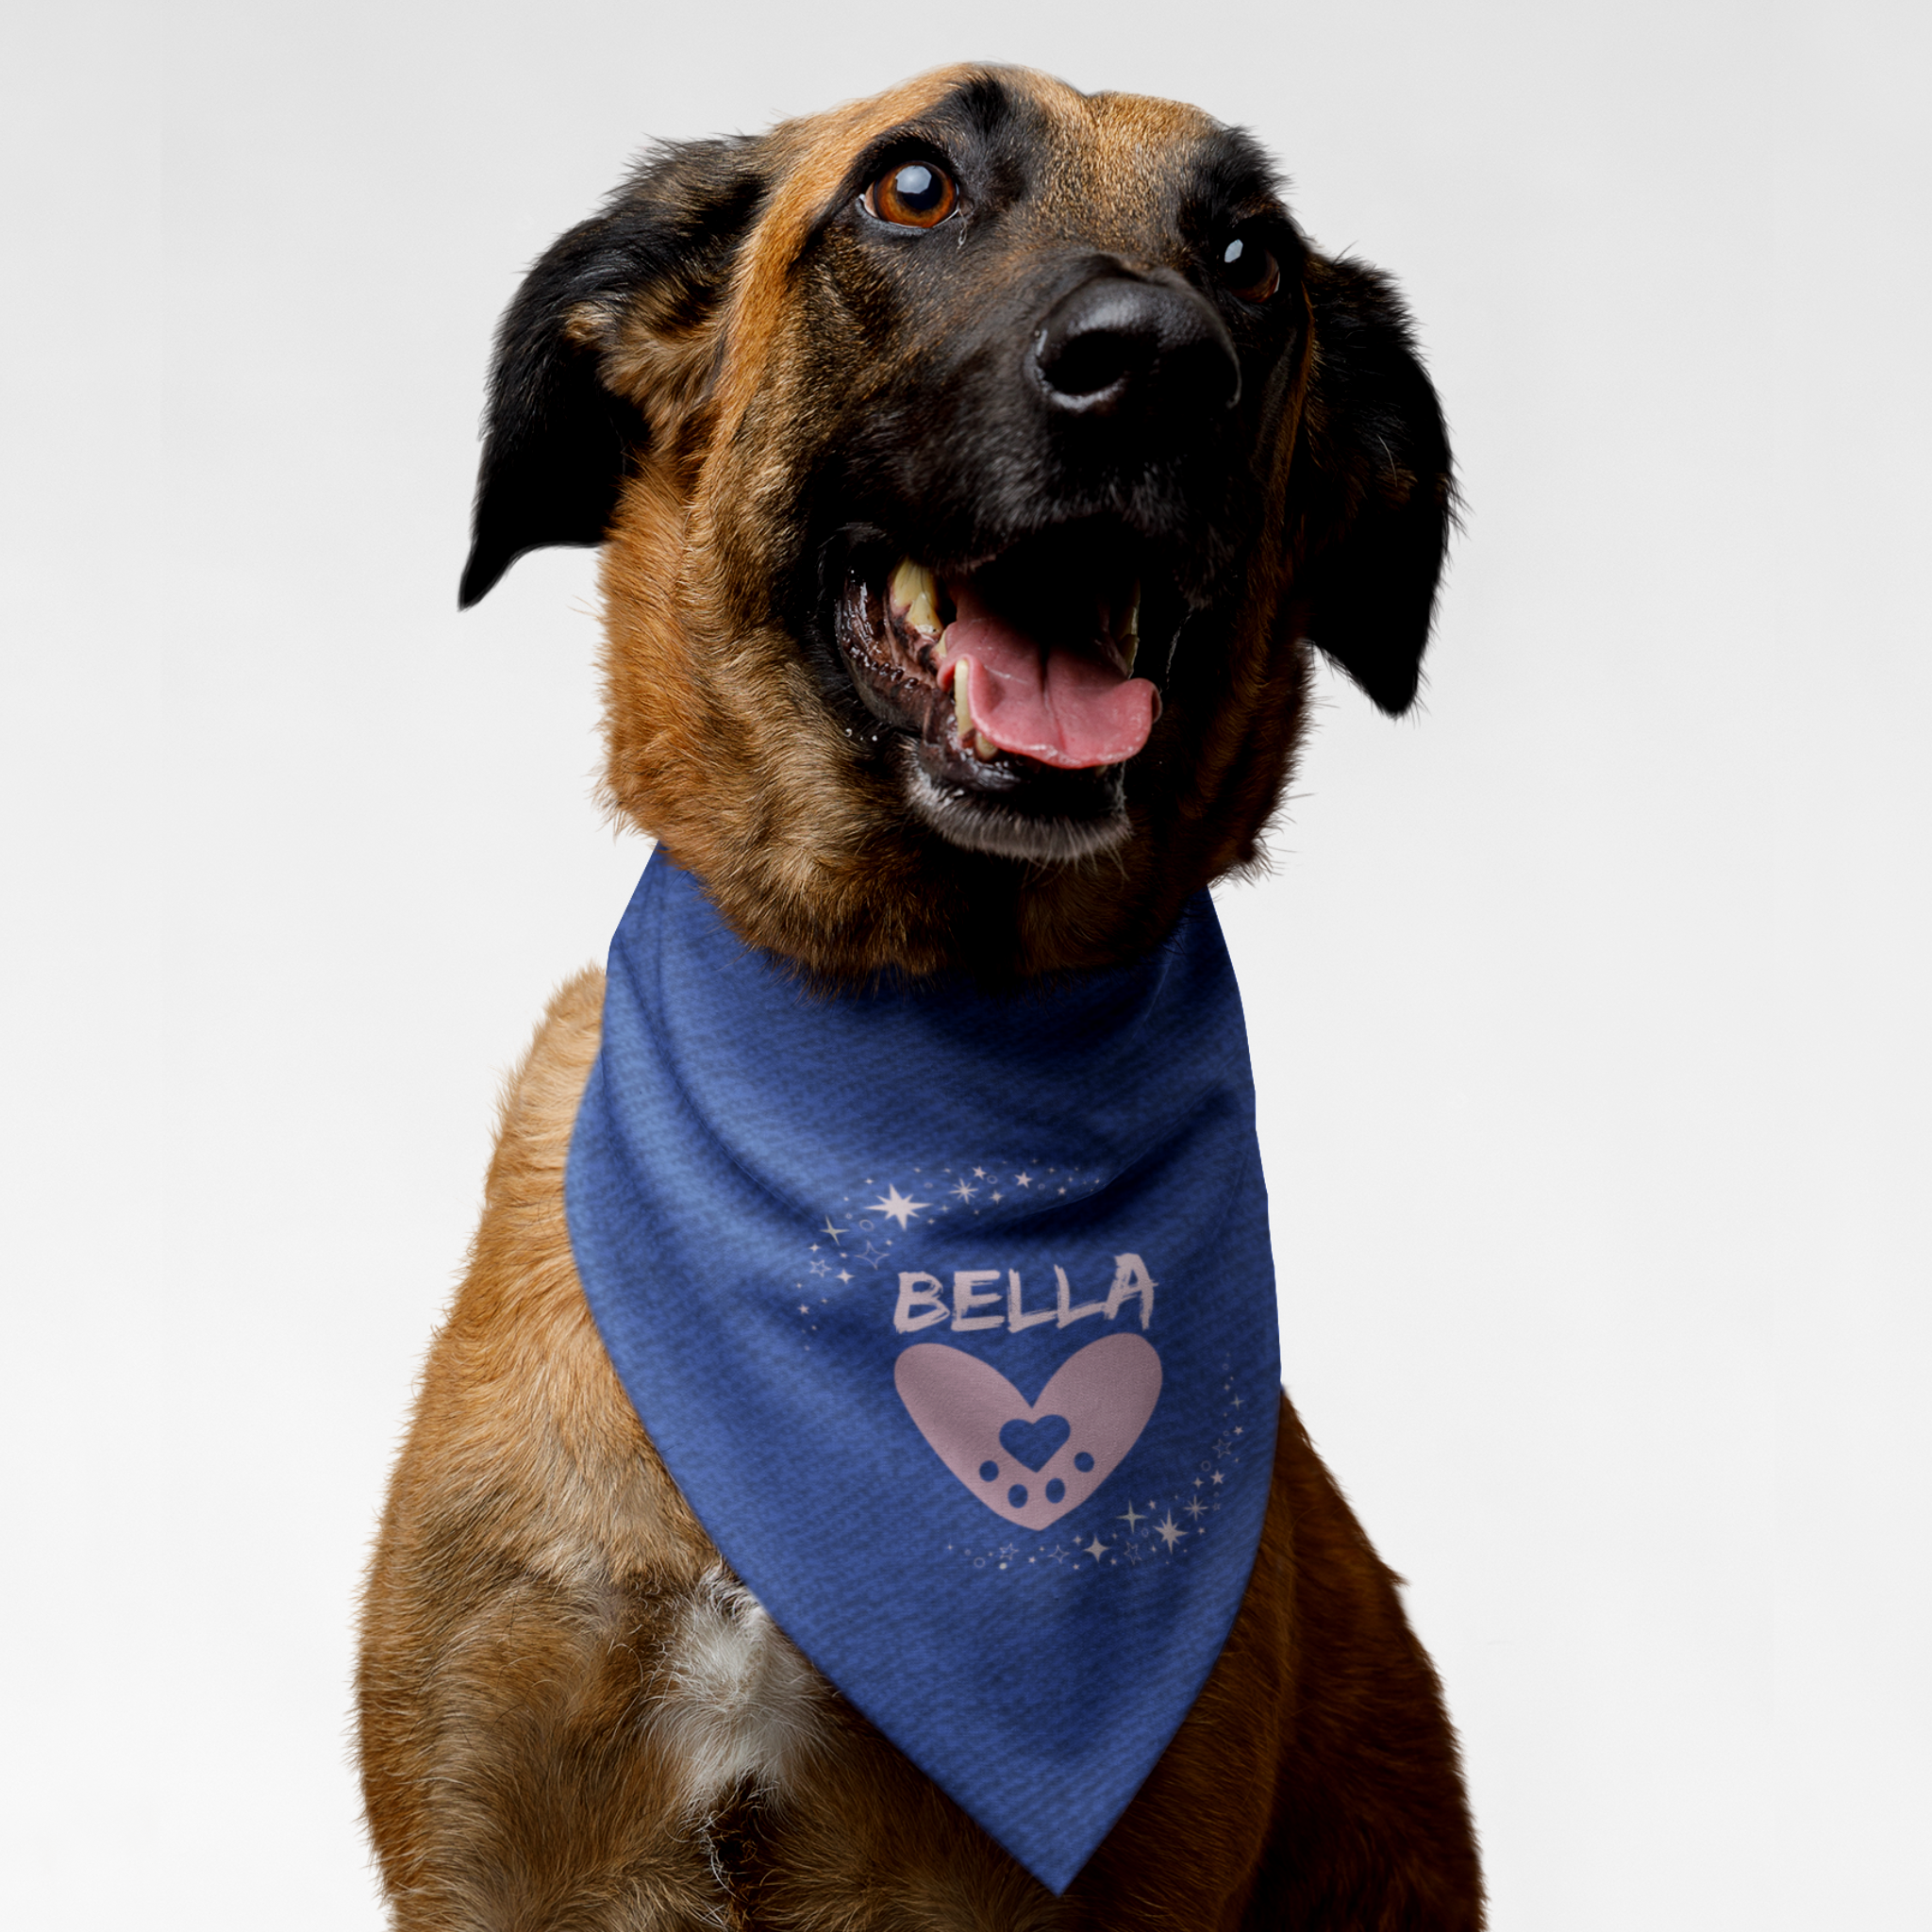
[359,64,1480,1929]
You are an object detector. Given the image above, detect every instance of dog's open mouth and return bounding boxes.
[833,523,1184,861]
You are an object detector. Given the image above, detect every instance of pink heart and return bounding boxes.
[894,1334,1162,1530]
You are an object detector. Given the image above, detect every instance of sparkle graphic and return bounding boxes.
[856,1239,891,1268]
[1083,1537,1110,1563]
[990,1190,1004,1204]
[837,1269,853,1284]
[1184,1495,1209,1522]
[1118,1501,1145,1531]
[950,1178,977,1203]
[821,1216,846,1244]
[868,1184,929,1230]
[1155,1512,1186,1551]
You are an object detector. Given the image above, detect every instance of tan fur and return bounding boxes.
[362,66,1480,1930]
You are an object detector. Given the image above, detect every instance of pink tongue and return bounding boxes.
[939,612,1158,770]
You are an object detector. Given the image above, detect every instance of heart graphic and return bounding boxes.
[999,1415,1071,1470]
[894,1333,1162,1530]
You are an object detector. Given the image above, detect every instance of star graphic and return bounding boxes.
[808,1259,829,1277]
[1083,1537,1110,1562]
[868,1184,930,1230]
[1210,1471,1224,1486]
[837,1269,853,1284]
[1058,1186,1067,1194]
[1118,1501,1144,1530]
[798,1304,810,1315]
[1014,1171,1032,1188]
[1155,1512,1186,1550]
[950,1177,977,1203]
[821,1216,846,1243]
[973,1166,987,1179]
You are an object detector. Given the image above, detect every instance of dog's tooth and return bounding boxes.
[974,732,999,760]
[953,657,974,743]
[889,558,941,635]
[1121,585,1141,675]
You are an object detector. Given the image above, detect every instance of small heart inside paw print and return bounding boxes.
[999,1415,1071,1470]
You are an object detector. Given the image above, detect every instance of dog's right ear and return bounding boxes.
[458,137,769,608]
[1288,256,1455,716]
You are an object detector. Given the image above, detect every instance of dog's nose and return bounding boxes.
[1032,275,1241,421]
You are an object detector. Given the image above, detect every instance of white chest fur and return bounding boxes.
[648,1566,828,1814]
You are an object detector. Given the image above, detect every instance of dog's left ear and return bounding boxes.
[458,137,769,608]
[1289,257,1455,715]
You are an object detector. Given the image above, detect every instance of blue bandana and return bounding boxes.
[566,854,1280,1891]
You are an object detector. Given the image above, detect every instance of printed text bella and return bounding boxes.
[892,1256,1156,1335]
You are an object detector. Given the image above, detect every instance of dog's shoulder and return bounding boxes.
[362,970,839,1897]
[375,965,717,1589]
[482,964,607,1217]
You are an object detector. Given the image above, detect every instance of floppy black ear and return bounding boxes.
[1291,257,1454,715]
[458,138,767,608]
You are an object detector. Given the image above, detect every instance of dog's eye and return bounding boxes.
[1217,234,1280,303]
[865,160,958,228]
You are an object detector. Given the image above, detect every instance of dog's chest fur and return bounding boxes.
[650,1569,826,1817]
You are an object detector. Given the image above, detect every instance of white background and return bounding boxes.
[4,2,1927,1926]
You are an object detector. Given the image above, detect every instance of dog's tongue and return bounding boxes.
[940,593,1158,771]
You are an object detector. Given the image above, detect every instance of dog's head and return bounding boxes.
[461,66,1451,979]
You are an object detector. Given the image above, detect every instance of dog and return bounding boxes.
[358,64,1480,1930]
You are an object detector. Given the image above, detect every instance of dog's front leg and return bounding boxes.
[358,977,764,1930]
